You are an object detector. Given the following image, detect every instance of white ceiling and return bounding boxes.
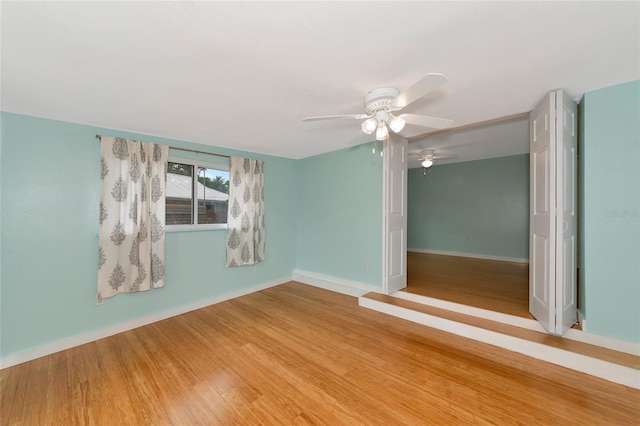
[407,115,530,168]
[2,2,639,160]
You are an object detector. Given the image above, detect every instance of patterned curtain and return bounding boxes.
[226,157,265,267]
[98,136,168,299]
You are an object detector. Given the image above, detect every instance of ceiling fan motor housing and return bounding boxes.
[420,149,435,160]
[363,87,400,114]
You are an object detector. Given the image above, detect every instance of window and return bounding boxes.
[166,157,230,230]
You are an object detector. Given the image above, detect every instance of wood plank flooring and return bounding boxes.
[2,282,639,425]
[363,292,640,370]
[406,252,533,318]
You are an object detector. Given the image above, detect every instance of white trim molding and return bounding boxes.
[563,328,640,356]
[408,248,529,264]
[292,269,381,297]
[0,276,291,370]
[577,309,587,331]
[359,295,640,389]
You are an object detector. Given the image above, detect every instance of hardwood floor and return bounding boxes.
[363,292,640,370]
[406,252,533,318]
[2,282,639,425]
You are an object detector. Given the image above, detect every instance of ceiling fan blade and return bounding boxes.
[399,113,453,129]
[391,73,447,109]
[302,113,370,122]
[349,131,376,145]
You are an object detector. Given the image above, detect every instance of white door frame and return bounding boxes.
[382,134,408,295]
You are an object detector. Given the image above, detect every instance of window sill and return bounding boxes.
[166,224,228,233]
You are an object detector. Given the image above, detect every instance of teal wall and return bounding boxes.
[0,112,297,358]
[295,143,383,286]
[407,154,530,260]
[2,79,638,359]
[580,80,640,343]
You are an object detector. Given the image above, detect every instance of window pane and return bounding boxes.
[166,162,194,225]
[197,167,229,224]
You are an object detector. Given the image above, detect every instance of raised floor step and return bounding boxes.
[359,292,640,389]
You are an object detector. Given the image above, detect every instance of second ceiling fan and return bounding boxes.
[412,150,452,168]
[303,73,453,141]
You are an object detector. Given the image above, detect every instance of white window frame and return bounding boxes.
[166,156,229,232]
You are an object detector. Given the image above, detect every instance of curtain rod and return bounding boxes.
[95,134,230,159]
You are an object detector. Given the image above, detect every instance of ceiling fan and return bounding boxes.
[412,150,451,169]
[303,73,453,141]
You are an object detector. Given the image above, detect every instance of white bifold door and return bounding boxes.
[383,134,408,294]
[529,89,578,335]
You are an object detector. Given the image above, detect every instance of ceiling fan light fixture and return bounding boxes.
[376,121,389,141]
[302,73,451,143]
[361,117,378,135]
[387,114,406,133]
[421,159,434,168]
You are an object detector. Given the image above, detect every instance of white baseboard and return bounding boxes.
[408,248,529,264]
[0,276,291,370]
[292,269,381,297]
[359,295,640,390]
[563,328,640,356]
[577,310,587,331]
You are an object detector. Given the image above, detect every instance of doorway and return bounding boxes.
[398,90,578,333]
[403,142,531,319]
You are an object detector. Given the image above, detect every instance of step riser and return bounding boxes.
[359,297,640,389]
[394,291,546,332]
[395,291,640,356]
